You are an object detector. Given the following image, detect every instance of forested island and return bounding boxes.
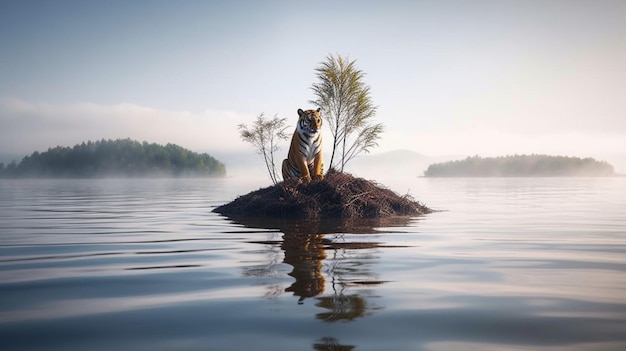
[0,138,226,178]
[424,155,614,177]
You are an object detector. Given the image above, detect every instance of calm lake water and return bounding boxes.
[1,176,625,351]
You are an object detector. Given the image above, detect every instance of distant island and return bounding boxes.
[0,138,226,178]
[424,155,614,177]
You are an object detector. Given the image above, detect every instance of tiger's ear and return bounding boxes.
[297,109,304,116]
[316,108,321,113]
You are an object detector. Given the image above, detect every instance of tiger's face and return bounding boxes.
[297,108,322,134]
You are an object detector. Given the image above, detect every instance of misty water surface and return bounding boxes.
[0,177,625,351]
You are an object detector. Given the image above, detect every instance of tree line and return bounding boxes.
[0,138,226,178]
[424,154,615,177]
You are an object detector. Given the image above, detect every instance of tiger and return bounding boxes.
[282,108,324,182]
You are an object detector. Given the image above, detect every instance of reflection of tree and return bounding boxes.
[312,337,355,351]
[311,231,387,323]
[282,232,327,303]
[241,231,285,299]
[315,294,366,322]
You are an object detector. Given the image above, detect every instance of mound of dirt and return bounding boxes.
[213,171,431,220]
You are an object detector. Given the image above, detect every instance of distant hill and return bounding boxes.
[0,138,226,178]
[424,155,614,177]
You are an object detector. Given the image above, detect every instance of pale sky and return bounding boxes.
[1,0,625,172]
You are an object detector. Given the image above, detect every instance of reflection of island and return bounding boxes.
[240,218,411,304]
[237,217,420,351]
[281,229,385,318]
[238,218,413,350]
[281,228,373,321]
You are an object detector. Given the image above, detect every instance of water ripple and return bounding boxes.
[1,177,625,350]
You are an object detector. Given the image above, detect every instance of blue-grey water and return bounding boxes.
[1,177,625,351]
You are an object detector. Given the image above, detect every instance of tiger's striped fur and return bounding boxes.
[282,108,323,181]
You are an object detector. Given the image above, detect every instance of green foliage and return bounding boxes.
[424,154,615,177]
[0,138,226,178]
[311,54,383,172]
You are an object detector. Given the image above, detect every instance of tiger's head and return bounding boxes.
[297,108,322,134]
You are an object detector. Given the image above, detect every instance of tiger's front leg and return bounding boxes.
[312,152,324,180]
[297,156,312,182]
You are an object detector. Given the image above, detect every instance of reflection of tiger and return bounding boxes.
[282,108,323,181]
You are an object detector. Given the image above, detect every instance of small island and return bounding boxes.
[424,154,614,177]
[216,54,431,221]
[0,138,226,178]
[214,171,431,220]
